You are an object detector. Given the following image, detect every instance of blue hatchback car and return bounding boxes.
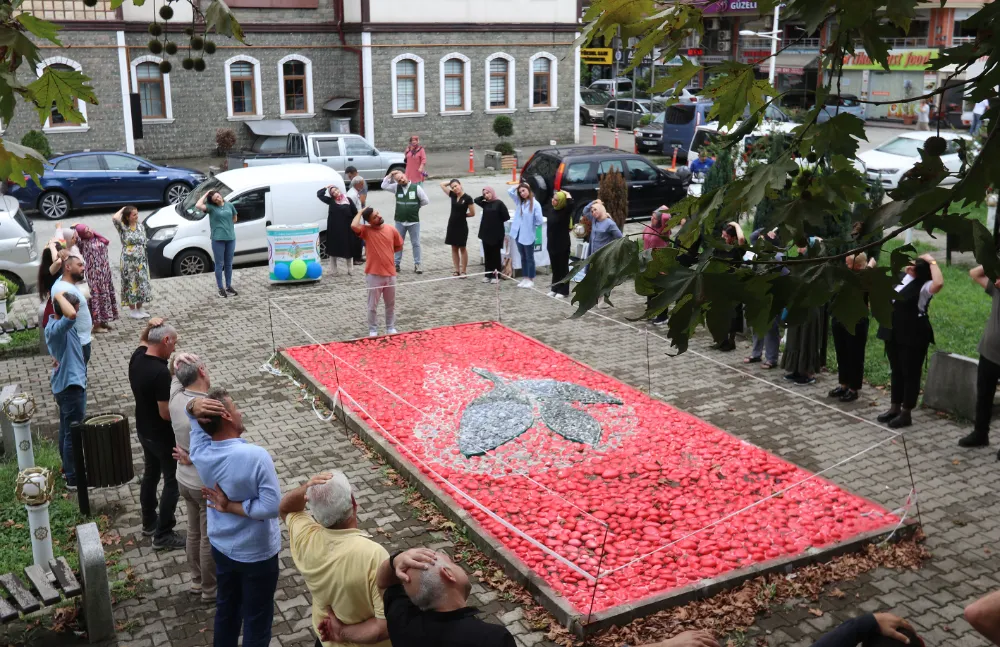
[10,151,206,220]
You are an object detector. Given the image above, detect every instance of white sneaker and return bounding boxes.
[515,279,526,288]
[129,310,144,320]
[137,310,150,319]
[547,291,556,298]
[490,278,498,284]
[387,328,398,335]
[554,294,566,300]
[483,277,492,284]
[523,280,534,289]
[369,329,378,338]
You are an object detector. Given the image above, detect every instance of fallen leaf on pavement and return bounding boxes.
[809,608,824,617]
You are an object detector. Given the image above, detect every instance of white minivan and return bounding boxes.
[143,164,344,277]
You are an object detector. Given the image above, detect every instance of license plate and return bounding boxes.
[644,140,657,145]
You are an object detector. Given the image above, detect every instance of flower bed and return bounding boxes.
[286,322,898,615]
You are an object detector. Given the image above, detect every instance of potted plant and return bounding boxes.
[215,127,236,157]
[20,130,52,160]
[492,115,518,170]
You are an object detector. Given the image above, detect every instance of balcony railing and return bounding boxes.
[738,37,821,51]
[952,35,977,45]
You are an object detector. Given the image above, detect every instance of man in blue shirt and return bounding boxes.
[689,149,715,175]
[51,256,93,365]
[188,389,280,647]
[45,291,86,490]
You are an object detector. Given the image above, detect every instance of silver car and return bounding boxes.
[603,98,666,130]
[0,194,40,294]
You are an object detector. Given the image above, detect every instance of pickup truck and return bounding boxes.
[227,133,407,183]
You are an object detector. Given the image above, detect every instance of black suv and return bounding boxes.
[519,146,690,221]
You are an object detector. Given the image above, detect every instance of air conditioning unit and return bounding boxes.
[719,30,731,42]
[718,41,730,52]
[708,18,721,30]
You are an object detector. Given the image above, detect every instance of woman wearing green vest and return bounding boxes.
[381,170,430,274]
[195,191,238,298]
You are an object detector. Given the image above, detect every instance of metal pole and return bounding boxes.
[768,3,780,86]
[26,502,54,571]
[13,420,34,470]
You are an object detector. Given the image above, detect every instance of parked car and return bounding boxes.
[9,151,206,221]
[580,88,613,125]
[661,102,791,160]
[776,91,865,123]
[858,131,975,190]
[143,164,344,277]
[227,132,406,183]
[590,78,634,97]
[519,146,690,221]
[604,98,666,130]
[0,195,40,294]
[652,87,697,103]
[635,112,665,154]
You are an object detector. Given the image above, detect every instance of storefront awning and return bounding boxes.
[245,120,299,137]
[323,97,360,112]
[757,54,818,75]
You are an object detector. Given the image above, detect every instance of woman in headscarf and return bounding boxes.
[73,223,118,333]
[316,184,360,276]
[404,134,427,184]
[876,254,944,428]
[644,207,671,324]
[714,222,746,351]
[474,186,509,284]
[547,190,575,299]
[829,252,877,402]
[781,237,826,384]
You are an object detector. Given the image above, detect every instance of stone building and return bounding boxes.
[2,0,580,160]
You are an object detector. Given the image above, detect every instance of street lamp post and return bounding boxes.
[739,3,782,86]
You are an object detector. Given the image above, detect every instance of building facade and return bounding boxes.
[3,0,580,160]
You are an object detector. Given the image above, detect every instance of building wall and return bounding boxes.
[2,31,127,156]
[368,32,576,151]
[366,0,575,24]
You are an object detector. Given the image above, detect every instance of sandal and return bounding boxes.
[761,362,776,369]
[452,271,460,277]
[743,357,761,364]
[460,272,467,279]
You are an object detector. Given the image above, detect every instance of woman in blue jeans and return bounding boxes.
[507,182,543,288]
[196,191,238,298]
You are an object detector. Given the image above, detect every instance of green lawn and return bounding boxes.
[825,239,988,387]
[0,329,40,361]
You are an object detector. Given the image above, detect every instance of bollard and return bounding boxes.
[614,128,619,149]
[3,393,36,469]
[634,130,639,154]
[669,147,678,172]
[469,147,475,174]
[16,467,54,572]
[592,123,597,145]
[506,166,519,185]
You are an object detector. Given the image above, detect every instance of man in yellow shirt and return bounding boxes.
[280,471,390,647]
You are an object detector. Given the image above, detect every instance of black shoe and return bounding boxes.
[792,375,816,386]
[218,288,227,298]
[959,431,990,448]
[152,530,186,550]
[353,259,365,265]
[717,339,736,352]
[141,522,156,537]
[877,409,899,423]
[839,389,859,403]
[226,286,238,296]
[887,411,912,429]
[828,386,847,398]
[783,373,798,381]
[395,263,401,272]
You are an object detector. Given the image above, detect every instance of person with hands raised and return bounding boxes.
[195,191,239,298]
[112,205,153,318]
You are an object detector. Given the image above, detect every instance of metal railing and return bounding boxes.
[738,36,821,51]
[952,35,977,45]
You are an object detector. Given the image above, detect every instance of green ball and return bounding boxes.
[193,58,206,72]
[203,41,216,55]
[159,60,172,74]
[190,35,204,50]
[164,41,178,56]
[289,259,308,280]
[181,57,195,70]
[148,23,163,37]
[159,5,174,19]
[147,39,163,55]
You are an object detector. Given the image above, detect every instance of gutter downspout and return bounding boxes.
[337,0,366,142]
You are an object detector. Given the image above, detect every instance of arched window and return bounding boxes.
[36,57,90,132]
[529,52,559,110]
[130,55,174,122]
[439,53,472,115]
[224,55,263,119]
[278,55,314,117]
[485,53,515,113]
[391,54,425,117]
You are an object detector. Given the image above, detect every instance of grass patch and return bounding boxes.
[0,328,40,361]
[826,239,987,387]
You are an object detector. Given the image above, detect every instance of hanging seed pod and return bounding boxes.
[159,60,173,74]
[159,5,174,20]
[182,57,196,70]
[190,36,205,50]
[193,58,206,72]
[203,41,217,55]
[83,0,98,6]
[148,39,164,55]
[184,26,195,36]
[164,41,178,56]
[148,23,163,37]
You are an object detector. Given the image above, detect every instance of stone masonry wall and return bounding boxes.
[369,31,576,152]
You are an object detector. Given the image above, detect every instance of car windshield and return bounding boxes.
[582,90,611,104]
[177,177,233,220]
[690,130,720,154]
[875,137,925,158]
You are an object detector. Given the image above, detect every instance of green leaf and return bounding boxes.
[800,113,867,159]
[889,243,915,278]
[15,14,62,47]
[650,56,700,97]
[0,25,44,68]
[858,22,895,71]
[884,0,918,32]
[26,67,97,126]
[205,0,247,44]
[570,236,641,315]
[860,267,898,330]
[702,62,775,128]
[0,140,45,187]
[971,220,1000,281]
[664,295,700,355]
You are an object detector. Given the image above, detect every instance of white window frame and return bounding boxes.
[224,54,264,121]
[277,54,315,119]
[528,51,559,112]
[438,52,472,116]
[130,55,174,124]
[35,57,90,133]
[484,52,516,114]
[391,53,425,118]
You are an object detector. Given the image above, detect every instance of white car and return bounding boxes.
[858,131,975,190]
[0,195,40,294]
[143,164,345,277]
[685,120,801,196]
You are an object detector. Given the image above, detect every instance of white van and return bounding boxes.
[143,164,345,277]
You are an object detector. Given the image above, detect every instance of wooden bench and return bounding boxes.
[0,557,82,623]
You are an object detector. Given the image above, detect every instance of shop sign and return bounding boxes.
[702,0,760,14]
[841,49,937,71]
[739,49,771,63]
[581,48,613,65]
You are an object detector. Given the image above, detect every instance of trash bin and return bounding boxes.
[329,117,351,134]
[79,414,135,488]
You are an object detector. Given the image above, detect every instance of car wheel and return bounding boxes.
[165,182,191,205]
[318,232,329,259]
[172,249,211,276]
[605,117,616,129]
[0,271,26,296]
[38,191,70,220]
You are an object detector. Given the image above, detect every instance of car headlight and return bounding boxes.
[150,226,177,242]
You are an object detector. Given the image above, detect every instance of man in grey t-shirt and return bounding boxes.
[961,266,1000,451]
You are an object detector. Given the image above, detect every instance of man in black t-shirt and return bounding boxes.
[128,319,185,550]
[322,547,514,647]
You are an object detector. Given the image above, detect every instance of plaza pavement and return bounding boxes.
[3,175,998,647]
